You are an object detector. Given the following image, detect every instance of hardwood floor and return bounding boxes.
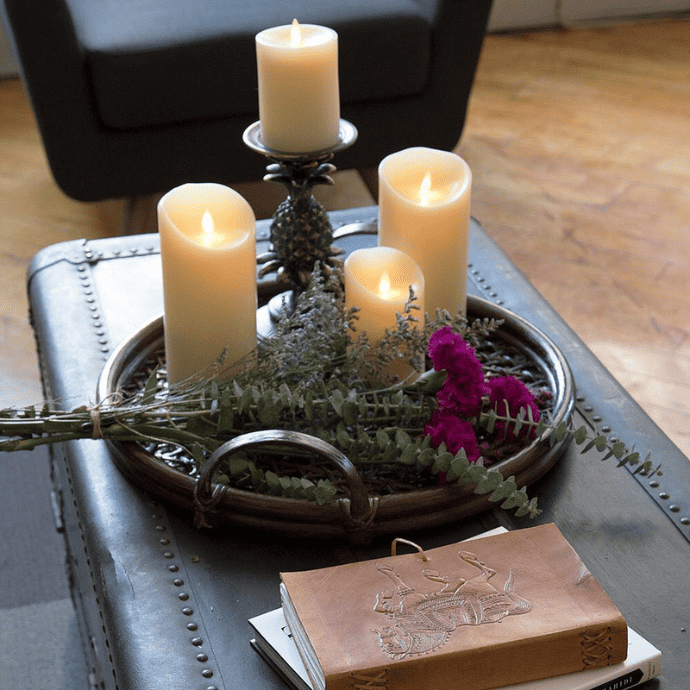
[1,19,688,458]
[457,19,690,459]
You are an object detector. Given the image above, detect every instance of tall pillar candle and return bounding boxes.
[256,20,340,153]
[344,247,424,345]
[378,147,472,318]
[158,183,257,383]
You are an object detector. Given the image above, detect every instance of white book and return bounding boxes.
[249,607,661,690]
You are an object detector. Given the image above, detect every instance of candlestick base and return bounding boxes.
[242,120,357,161]
[256,291,295,341]
[244,120,358,303]
[256,209,375,342]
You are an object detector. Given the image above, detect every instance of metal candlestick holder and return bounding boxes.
[243,120,358,337]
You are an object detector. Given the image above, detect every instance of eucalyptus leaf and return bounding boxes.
[467,464,489,484]
[249,463,264,486]
[418,448,436,467]
[610,441,627,459]
[399,443,418,466]
[490,476,518,502]
[304,391,315,421]
[227,456,249,475]
[265,471,281,493]
[330,388,344,416]
[432,452,453,474]
[554,421,569,443]
[395,429,412,449]
[446,452,470,481]
[382,441,398,463]
[336,423,352,449]
[573,425,589,444]
[313,481,337,505]
[210,380,220,402]
[474,469,503,494]
[376,429,390,450]
[624,451,640,465]
[342,400,358,426]
[190,443,206,469]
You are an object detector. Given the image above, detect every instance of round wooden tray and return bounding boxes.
[97,296,575,543]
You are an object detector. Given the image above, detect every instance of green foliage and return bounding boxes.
[216,453,337,505]
[474,407,661,479]
[0,266,660,519]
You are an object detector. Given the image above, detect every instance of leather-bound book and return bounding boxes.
[280,524,628,690]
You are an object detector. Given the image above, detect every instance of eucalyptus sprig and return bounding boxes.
[0,377,660,516]
[0,265,660,519]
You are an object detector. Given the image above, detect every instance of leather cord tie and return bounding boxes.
[391,537,428,561]
[91,405,103,440]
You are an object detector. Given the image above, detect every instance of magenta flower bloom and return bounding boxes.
[429,327,488,417]
[425,409,480,463]
[436,372,488,418]
[429,326,479,375]
[488,376,541,439]
[423,327,542,478]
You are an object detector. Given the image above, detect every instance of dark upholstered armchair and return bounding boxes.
[1,0,492,227]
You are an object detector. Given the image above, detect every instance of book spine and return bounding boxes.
[590,670,647,690]
[326,623,629,690]
[585,658,662,690]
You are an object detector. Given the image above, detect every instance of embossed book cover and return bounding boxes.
[280,524,628,690]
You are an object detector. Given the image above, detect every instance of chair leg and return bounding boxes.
[357,167,378,202]
[121,194,162,235]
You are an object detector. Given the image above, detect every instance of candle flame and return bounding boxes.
[378,271,392,299]
[419,172,433,206]
[201,210,215,247]
[376,270,410,301]
[291,18,301,47]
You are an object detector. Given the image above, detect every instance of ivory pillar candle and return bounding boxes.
[344,247,424,345]
[378,147,472,318]
[256,20,340,153]
[158,183,257,383]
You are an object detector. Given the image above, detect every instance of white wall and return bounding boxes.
[560,0,690,25]
[0,21,18,77]
[488,0,690,31]
[489,0,558,31]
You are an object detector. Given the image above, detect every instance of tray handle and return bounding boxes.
[193,429,376,531]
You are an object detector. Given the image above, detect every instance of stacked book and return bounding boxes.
[250,524,661,690]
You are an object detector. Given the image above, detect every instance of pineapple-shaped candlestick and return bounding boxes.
[244,119,358,295]
[258,157,343,292]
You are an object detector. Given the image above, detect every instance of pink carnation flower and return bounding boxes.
[488,376,540,439]
[428,327,488,417]
[428,326,477,373]
[424,409,480,463]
